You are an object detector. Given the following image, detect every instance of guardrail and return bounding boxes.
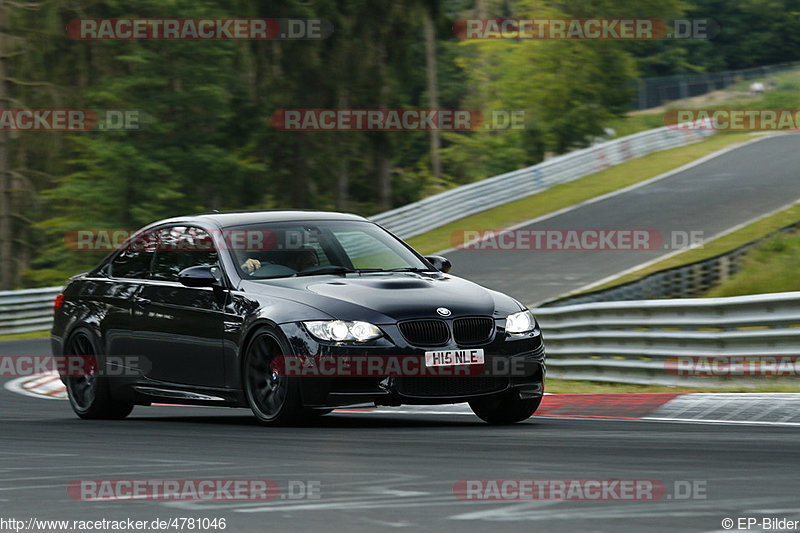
[535,291,800,387]
[371,126,713,239]
[0,287,61,335]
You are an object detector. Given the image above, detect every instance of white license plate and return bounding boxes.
[424,349,485,367]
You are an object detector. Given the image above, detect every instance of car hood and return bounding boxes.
[240,272,522,323]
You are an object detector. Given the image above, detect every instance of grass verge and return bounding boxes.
[0,330,50,342]
[407,132,752,255]
[704,230,800,297]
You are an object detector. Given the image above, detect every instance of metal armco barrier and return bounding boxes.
[0,287,61,335]
[370,126,713,239]
[536,291,800,387]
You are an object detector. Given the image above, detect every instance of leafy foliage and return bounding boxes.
[2,0,798,286]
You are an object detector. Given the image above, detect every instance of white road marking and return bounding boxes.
[447,496,784,522]
[643,417,800,427]
[553,195,800,304]
[435,135,770,258]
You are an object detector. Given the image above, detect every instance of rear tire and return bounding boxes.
[63,330,134,420]
[469,391,541,425]
[243,327,306,426]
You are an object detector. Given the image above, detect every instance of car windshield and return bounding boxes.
[226,220,431,279]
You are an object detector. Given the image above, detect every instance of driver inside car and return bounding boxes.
[240,248,320,274]
[240,257,262,273]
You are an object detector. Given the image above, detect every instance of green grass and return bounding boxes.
[582,201,800,293]
[407,132,752,255]
[0,329,49,341]
[728,66,800,93]
[704,230,800,297]
[606,67,800,137]
[606,113,665,137]
[546,378,800,393]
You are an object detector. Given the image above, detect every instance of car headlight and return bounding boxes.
[505,309,537,334]
[303,320,383,342]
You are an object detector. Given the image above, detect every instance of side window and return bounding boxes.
[110,249,153,279]
[151,226,219,282]
[110,231,157,279]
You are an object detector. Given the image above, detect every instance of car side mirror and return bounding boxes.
[424,255,452,273]
[178,265,222,288]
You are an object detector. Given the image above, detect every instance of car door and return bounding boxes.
[88,240,156,357]
[130,225,227,388]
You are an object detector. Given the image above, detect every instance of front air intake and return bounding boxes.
[398,319,450,346]
[453,316,494,345]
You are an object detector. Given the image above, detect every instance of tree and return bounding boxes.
[0,0,10,289]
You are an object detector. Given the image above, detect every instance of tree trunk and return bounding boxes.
[376,44,391,210]
[0,0,13,289]
[335,92,349,210]
[377,149,390,209]
[423,8,441,179]
[476,0,487,19]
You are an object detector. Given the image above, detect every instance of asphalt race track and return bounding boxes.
[3,345,800,532]
[4,137,800,532]
[447,133,800,305]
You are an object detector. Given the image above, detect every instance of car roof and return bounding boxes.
[151,210,370,229]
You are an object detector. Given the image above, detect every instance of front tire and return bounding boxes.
[63,330,133,420]
[243,327,306,426]
[469,391,541,425]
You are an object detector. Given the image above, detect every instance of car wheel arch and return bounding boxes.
[63,323,102,355]
[237,319,293,386]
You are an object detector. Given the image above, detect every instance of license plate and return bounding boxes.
[425,349,484,367]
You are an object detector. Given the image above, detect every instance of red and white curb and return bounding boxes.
[6,372,800,426]
[5,371,66,400]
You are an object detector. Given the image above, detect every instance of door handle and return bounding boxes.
[134,296,151,307]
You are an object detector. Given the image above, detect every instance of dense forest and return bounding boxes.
[1,0,799,288]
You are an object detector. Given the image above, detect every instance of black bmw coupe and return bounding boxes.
[52,211,545,425]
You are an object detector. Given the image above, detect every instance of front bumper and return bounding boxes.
[279,321,546,408]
